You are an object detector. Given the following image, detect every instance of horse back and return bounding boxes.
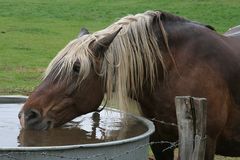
[224,25,240,39]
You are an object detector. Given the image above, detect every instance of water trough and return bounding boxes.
[0,96,155,160]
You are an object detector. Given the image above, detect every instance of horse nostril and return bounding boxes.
[18,111,22,119]
[25,109,41,123]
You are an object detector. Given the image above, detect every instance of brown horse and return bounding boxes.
[19,11,240,160]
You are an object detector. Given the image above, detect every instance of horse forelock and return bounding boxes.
[44,10,167,111]
[44,35,95,83]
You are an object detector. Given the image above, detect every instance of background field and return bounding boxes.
[0,0,240,159]
[1,0,240,95]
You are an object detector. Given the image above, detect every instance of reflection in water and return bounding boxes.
[0,104,147,147]
[18,127,95,146]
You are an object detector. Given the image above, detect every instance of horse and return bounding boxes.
[19,11,240,160]
[224,25,240,38]
[214,25,240,157]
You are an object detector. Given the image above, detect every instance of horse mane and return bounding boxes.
[44,10,212,111]
[96,11,167,111]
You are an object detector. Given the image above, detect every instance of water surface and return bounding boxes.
[0,103,147,147]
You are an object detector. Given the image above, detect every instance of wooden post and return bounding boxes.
[175,96,207,160]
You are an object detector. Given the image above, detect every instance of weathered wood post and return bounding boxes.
[175,96,207,160]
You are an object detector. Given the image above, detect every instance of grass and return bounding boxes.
[1,0,240,95]
[0,0,240,159]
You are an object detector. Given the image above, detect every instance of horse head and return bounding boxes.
[19,28,121,130]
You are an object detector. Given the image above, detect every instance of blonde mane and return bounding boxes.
[45,11,166,111]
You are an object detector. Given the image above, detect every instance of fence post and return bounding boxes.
[175,96,207,160]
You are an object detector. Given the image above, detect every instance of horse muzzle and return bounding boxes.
[18,109,53,130]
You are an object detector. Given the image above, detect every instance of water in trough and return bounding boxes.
[0,103,148,147]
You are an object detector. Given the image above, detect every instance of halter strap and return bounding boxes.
[96,100,107,112]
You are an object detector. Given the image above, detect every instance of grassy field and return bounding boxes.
[1,0,240,95]
[0,0,240,159]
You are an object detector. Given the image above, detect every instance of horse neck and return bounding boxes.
[136,20,214,104]
[156,18,219,68]
[164,20,210,51]
[157,19,240,108]
[138,18,215,93]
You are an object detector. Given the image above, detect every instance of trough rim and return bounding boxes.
[0,95,155,151]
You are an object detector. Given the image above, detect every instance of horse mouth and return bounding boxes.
[18,110,54,130]
[24,119,54,130]
[35,122,52,130]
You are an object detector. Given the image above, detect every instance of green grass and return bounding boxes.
[1,0,240,95]
[0,1,240,159]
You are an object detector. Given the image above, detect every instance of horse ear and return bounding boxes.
[90,27,122,55]
[78,28,89,37]
[205,24,216,31]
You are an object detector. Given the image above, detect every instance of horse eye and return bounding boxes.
[73,63,80,74]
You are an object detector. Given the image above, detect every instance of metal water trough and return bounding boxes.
[0,96,155,160]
